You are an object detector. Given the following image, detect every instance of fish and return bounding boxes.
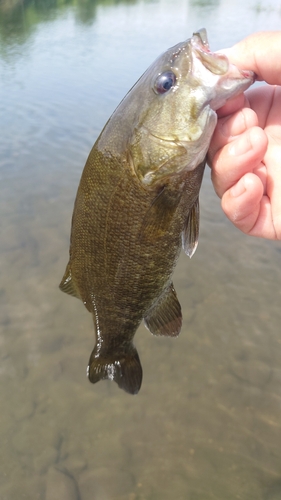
[60,29,254,395]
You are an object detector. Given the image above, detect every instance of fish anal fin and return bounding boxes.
[59,262,81,299]
[144,283,182,337]
[182,197,200,258]
[88,344,142,395]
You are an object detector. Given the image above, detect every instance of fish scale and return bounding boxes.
[60,29,254,394]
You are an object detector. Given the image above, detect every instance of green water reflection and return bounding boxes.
[0,0,139,51]
[190,0,219,8]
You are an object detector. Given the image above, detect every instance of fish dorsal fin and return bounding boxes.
[140,186,181,241]
[182,197,200,258]
[59,263,80,299]
[144,283,182,337]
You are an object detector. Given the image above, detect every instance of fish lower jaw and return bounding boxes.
[209,70,254,110]
[143,121,206,149]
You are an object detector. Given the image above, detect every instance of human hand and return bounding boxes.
[208,32,281,239]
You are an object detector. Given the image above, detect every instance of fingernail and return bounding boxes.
[230,178,246,198]
[221,111,246,137]
[228,134,251,156]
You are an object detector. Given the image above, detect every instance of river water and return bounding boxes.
[1,0,281,498]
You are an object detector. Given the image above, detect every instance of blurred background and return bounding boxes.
[1,0,281,498]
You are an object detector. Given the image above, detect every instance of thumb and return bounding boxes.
[218,32,281,86]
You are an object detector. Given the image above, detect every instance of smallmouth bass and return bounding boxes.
[60,29,254,394]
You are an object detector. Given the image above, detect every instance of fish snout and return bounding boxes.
[190,30,255,112]
[191,29,230,76]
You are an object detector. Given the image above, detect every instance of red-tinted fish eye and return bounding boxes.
[154,71,176,94]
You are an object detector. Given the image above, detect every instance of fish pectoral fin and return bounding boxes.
[59,262,80,299]
[88,344,142,395]
[182,197,200,258]
[140,186,181,241]
[144,283,182,337]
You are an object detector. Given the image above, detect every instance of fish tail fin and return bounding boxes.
[87,344,143,395]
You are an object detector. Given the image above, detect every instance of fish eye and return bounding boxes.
[154,71,176,94]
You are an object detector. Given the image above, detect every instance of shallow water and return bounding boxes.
[1,0,281,498]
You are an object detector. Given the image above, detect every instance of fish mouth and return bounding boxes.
[190,28,255,110]
[191,29,230,76]
[191,29,255,83]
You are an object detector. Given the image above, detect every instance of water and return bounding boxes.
[1,0,281,498]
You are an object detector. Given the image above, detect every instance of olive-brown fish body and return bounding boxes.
[60,29,254,394]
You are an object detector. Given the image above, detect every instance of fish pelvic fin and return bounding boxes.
[87,344,143,395]
[59,262,81,299]
[182,197,200,258]
[144,282,182,337]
